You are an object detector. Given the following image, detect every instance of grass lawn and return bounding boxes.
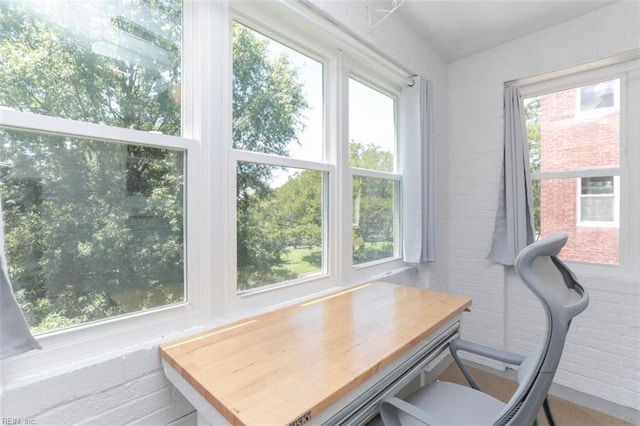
[282,246,322,276]
[282,240,393,277]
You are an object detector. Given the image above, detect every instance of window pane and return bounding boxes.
[349,79,395,172]
[237,162,325,292]
[352,176,395,265]
[526,79,620,174]
[581,176,613,195]
[535,177,618,265]
[579,176,617,223]
[0,128,185,334]
[526,79,621,267]
[580,80,616,111]
[581,196,615,222]
[232,23,323,161]
[0,0,182,135]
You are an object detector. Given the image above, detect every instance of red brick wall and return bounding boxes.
[537,84,619,264]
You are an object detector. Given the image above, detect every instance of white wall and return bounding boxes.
[0,2,448,425]
[448,0,640,414]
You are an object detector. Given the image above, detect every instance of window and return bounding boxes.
[349,78,399,265]
[231,21,330,293]
[525,77,621,265]
[0,0,187,334]
[228,2,406,294]
[1,0,410,378]
[578,176,619,224]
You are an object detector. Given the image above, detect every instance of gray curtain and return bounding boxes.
[1,199,41,359]
[401,76,435,263]
[488,85,535,265]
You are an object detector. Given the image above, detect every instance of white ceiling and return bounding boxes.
[393,0,619,61]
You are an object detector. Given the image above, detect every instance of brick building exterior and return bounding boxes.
[537,80,620,264]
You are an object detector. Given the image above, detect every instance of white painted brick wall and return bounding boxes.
[449,1,640,411]
[1,347,195,425]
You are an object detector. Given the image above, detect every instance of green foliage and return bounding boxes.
[1,0,184,333]
[233,23,307,200]
[349,141,393,172]
[269,170,323,248]
[2,2,397,317]
[525,98,541,234]
[232,23,311,291]
[350,142,395,264]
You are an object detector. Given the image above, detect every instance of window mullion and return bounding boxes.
[334,52,352,285]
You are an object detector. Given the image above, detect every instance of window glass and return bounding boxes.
[232,22,323,161]
[232,21,328,293]
[531,81,620,174]
[579,80,617,111]
[526,78,621,265]
[352,176,395,265]
[0,0,182,135]
[0,128,185,334]
[580,176,616,222]
[349,79,395,172]
[237,162,325,292]
[530,177,619,265]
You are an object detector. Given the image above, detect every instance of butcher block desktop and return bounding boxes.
[159,282,472,425]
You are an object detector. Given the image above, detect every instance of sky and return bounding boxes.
[260,29,396,187]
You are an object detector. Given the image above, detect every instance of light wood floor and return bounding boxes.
[369,363,634,426]
[436,363,632,426]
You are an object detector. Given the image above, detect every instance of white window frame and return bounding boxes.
[348,75,402,270]
[1,0,412,384]
[521,60,640,276]
[576,175,620,227]
[0,109,207,382]
[224,1,407,315]
[227,14,336,303]
[0,0,219,383]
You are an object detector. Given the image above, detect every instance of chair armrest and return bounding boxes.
[449,339,526,390]
[380,397,455,426]
[450,339,526,365]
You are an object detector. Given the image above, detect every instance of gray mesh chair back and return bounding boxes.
[496,233,589,425]
[380,233,589,426]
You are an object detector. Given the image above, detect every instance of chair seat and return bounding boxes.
[399,381,506,426]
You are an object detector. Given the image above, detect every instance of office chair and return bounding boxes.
[380,233,589,426]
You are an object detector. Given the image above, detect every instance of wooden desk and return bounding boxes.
[159,282,471,425]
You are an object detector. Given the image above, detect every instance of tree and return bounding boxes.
[349,142,394,263]
[1,0,184,332]
[525,98,541,234]
[268,170,322,249]
[232,23,309,290]
[1,6,313,314]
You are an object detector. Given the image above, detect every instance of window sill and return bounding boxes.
[1,262,415,388]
